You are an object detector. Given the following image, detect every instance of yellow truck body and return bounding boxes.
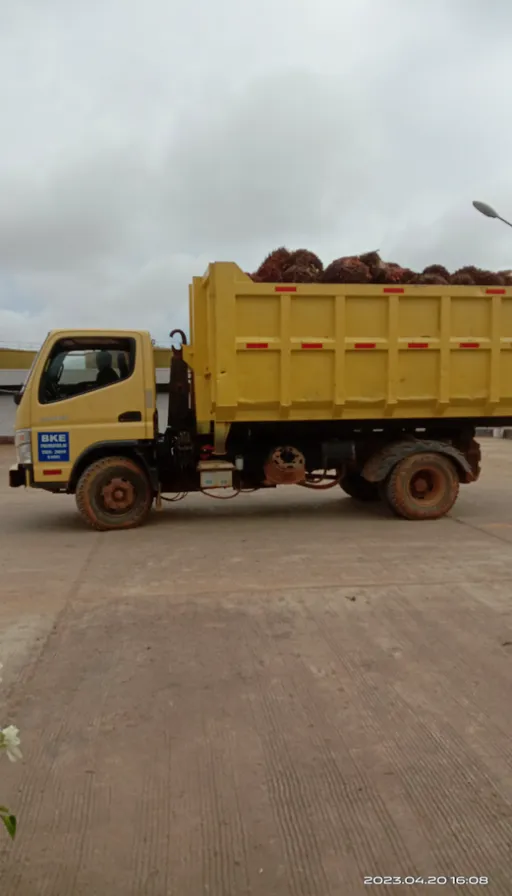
[186,262,512,423]
[8,261,509,529]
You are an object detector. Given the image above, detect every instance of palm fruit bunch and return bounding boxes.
[450,270,476,286]
[321,256,371,283]
[422,265,450,283]
[359,250,384,279]
[423,264,450,279]
[452,266,479,284]
[249,249,511,287]
[408,266,450,285]
[282,249,323,283]
[451,266,506,286]
[473,269,505,286]
[252,247,291,282]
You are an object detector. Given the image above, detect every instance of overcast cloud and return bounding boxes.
[1,0,511,345]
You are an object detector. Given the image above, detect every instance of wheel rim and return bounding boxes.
[101,476,136,513]
[407,465,445,507]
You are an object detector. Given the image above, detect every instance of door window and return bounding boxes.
[39,337,136,404]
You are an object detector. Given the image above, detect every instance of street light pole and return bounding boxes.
[473,200,512,229]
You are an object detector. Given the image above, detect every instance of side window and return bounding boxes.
[39,338,136,404]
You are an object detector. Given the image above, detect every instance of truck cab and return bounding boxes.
[10,330,159,527]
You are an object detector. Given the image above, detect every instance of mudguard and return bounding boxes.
[362,439,474,484]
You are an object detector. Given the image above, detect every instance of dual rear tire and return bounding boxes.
[341,452,460,520]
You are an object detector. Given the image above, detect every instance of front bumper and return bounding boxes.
[9,464,26,488]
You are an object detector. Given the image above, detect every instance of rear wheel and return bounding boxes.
[340,471,380,502]
[384,452,459,520]
[76,456,153,531]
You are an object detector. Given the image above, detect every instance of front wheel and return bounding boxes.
[384,452,459,520]
[75,456,153,531]
[340,471,380,502]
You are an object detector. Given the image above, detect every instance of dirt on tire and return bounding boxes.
[385,451,460,520]
[75,455,153,531]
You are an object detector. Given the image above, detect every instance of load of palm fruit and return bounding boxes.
[249,250,511,286]
[321,257,371,283]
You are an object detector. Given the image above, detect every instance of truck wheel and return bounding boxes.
[340,471,380,502]
[76,456,153,531]
[384,452,459,520]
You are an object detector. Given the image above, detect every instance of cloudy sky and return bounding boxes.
[1,0,511,346]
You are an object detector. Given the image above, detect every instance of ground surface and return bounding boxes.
[1,442,512,895]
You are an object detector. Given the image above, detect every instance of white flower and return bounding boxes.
[0,726,22,762]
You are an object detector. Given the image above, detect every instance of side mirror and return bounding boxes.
[13,391,21,406]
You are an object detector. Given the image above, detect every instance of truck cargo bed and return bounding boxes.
[185,263,512,423]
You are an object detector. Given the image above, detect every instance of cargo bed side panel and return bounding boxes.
[186,263,512,423]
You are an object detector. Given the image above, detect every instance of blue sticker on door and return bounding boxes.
[38,432,70,463]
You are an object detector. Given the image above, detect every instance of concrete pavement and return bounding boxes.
[1,443,512,893]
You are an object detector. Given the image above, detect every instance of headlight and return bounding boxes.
[15,429,32,465]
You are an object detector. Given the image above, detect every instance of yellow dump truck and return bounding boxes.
[9,262,512,529]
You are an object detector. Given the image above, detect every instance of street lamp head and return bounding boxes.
[473,200,499,219]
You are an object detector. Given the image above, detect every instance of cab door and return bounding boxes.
[30,332,152,486]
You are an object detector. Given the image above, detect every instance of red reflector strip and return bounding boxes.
[301,342,323,349]
[408,342,429,349]
[383,287,404,294]
[459,342,480,348]
[486,288,506,295]
[43,469,62,476]
[246,342,268,349]
[354,342,376,349]
[275,286,297,293]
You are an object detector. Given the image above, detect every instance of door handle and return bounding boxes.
[118,411,142,422]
